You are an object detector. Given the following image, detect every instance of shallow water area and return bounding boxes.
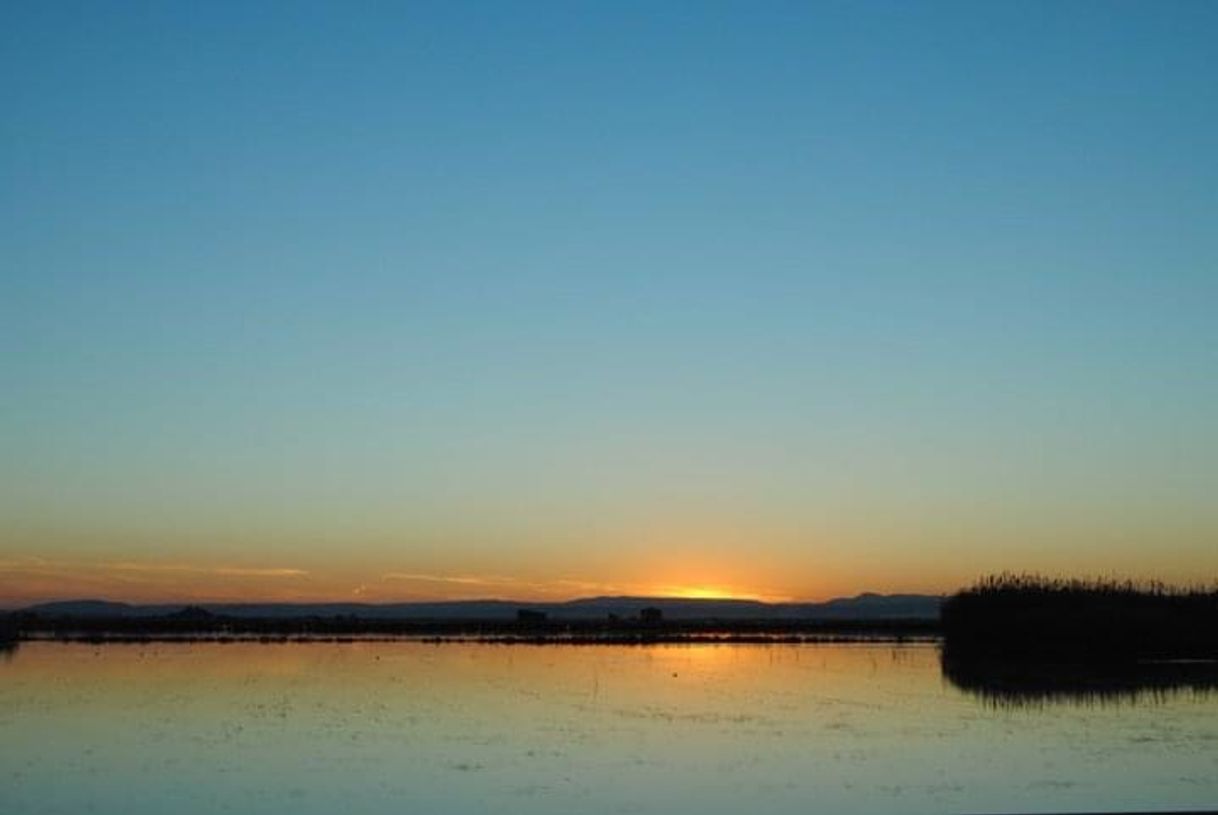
[2,641,1215,814]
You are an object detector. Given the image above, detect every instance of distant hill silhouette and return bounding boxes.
[24,593,941,622]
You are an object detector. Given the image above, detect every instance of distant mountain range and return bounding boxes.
[21,593,941,621]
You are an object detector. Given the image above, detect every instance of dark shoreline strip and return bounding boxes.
[14,632,941,646]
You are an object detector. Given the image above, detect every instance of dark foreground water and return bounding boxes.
[1,641,1215,814]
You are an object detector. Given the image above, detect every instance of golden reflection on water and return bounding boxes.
[2,640,928,696]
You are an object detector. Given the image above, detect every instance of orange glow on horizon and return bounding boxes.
[646,584,793,603]
[0,554,958,607]
[668,586,738,600]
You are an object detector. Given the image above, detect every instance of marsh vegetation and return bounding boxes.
[941,574,1218,662]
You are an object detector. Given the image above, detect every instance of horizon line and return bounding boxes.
[4,590,945,611]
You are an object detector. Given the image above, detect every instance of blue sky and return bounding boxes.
[2,1,1216,603]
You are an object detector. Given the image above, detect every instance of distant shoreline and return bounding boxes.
[13,632,943,646]
[4,617,940,646]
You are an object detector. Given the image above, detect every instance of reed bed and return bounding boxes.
[941,573,1218,661]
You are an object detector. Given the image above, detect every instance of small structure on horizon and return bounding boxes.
[516,609,548,625]
[639,607,663,625]
[169,605,215,621]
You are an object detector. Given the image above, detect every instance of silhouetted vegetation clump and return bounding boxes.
[942,573,1218,662]
[0,614,17,644]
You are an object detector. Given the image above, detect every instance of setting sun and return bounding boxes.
[669,586,738,600]
[657,585,786,602]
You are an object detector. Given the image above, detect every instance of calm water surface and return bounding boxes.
[2,642,1215,814]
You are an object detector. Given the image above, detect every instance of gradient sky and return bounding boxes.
[3,1,1217,605]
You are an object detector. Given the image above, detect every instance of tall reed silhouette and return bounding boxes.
[941,573,1218,662]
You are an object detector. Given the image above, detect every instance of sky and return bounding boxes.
[2,1,1217,606]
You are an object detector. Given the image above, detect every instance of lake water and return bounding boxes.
[2,641,1215,814]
